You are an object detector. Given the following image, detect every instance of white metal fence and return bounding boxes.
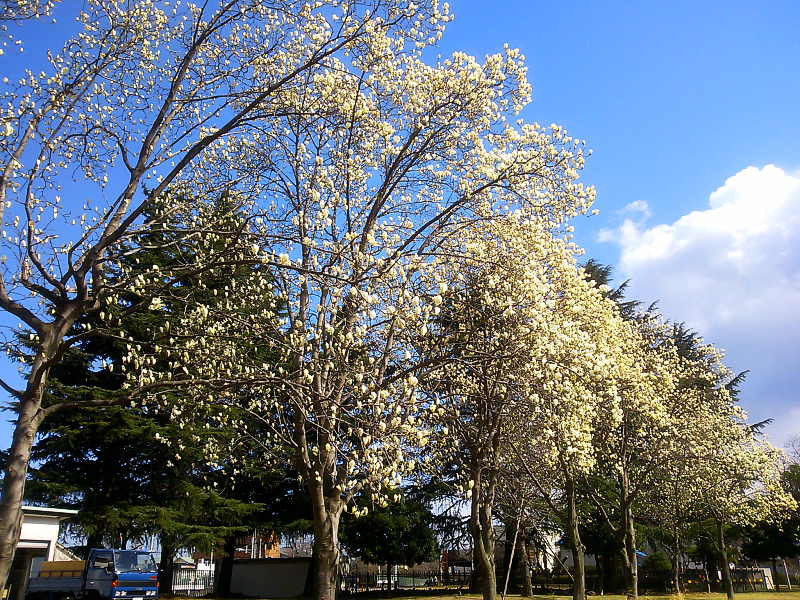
[172,566,216,597]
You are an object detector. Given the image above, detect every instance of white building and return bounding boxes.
[6,506,78,600]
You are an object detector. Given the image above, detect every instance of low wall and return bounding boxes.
[231,557,313,598]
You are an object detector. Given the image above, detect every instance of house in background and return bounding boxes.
[5,506,78,600]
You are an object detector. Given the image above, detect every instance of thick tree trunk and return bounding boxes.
[716,520,734,600]
[468,430,502,600]
[86,533,103,554]
[469,560,486,594]
[469,485,497,600]
[0,388,45,594]
[309,481,342,600]
[517,538,533,597]
[772,559,779,591]
[158,535,177,595]
[565,476,586,600]
[217,535,236,596]
[616,472,638,600]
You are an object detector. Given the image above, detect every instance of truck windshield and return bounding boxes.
[114,551,158,573]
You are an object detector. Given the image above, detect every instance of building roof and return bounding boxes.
[22,506,79,520]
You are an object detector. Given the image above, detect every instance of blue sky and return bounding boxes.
[435,0,800,443]
[2,1,799,448]
[437,1,800,241]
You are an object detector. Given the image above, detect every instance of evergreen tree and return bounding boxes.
[25,197,272,579]
[340,487,440,588]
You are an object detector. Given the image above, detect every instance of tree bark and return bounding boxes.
[502,522,516,593]
[0,383,46,593]
[772,559,779,591]
[468,430,502,600]
[158,535,177,595]
[716,520,734,600]
[469,479,498,600]
[671,527,681,594]
[705,553,719,591]
[217,535,236,597]
[517,537,533,597]
[309,480,342,600]
[502,518,520,599]
[615,472,638,600]
[86,533,103,554]
[597,553,616,596]
[564,475,586,600]
[622,503,638,600]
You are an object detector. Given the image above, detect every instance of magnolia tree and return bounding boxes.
[695,411,796,600]
[642,325,767,595]
[0,0,57,48]
[417,215,591,600]
[585,312,682,600]
[129,17,596,600]
[0,0,459,590]
[503,257,629,600]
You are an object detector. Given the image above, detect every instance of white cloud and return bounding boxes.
[601,165,800,445]
[619,199,651,217]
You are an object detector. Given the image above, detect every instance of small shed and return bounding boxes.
[6,506,78,600]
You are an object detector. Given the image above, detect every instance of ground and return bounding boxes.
[165,591,800,600]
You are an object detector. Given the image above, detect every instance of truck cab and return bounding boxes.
[87,549,159,600]
[26,549,159,600]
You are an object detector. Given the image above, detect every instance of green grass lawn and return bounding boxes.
[373,593,800,600]
[167,591,800,600]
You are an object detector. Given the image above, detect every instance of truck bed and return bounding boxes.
[27,561,85,593]
[26,576,83,593]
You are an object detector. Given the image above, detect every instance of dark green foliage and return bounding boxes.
[340,487,440,569]
[25,196,273,551]
[581,259,640,319]
[642,551,671,572]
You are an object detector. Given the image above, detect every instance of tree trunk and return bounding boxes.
[469,560,486,594]
[622,504,638,600]
[517,537,533,597]
[502,518,520,599]
[468,431,502,600]
[469,482,497,600]
[0,389,45,594]
[671,527,681,594]
[502,522,515,593]
[716,520,734,600]
[217,535,236,597]
[309,482,342,600]
[616,472,638,600]
[705,553,719,591]
[86,533,103,554]
[772,559,779,591]
[565,476,586,600]
[158,535,176,595]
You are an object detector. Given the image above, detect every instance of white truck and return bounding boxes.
[25,549,159,600]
